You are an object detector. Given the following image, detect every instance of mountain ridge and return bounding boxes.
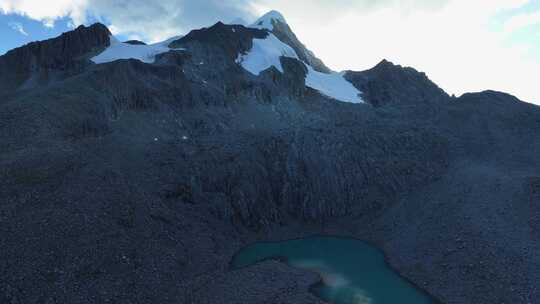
[0,13,530,106]
[0,23,110,91]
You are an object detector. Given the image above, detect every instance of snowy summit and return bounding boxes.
[90,10,362,103]
[251,10,287,31]
[236,10,363,103]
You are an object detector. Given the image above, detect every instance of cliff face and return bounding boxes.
[169,22,268,61]
[0,23,111,92]
[1,21,540,304]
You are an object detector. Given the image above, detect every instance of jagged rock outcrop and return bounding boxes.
[169,22,267,61]
[345,59,450,107]
[167,22,309,104]
[0,23,111,92]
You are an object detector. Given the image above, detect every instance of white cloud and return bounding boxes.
[8,21,27,35]
[503,9,540,34]
[0,0,538,103]
[89,0,257,42]
[0,0,255,41]
[0,0,88,27]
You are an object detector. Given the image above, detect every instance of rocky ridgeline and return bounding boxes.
[345,59,451,107]
[0,23,111,92]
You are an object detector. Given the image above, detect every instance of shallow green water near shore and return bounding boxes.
[231,237,435,304]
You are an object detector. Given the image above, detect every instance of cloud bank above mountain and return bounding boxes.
[1,0,539,103]
[0,0,256,40]
[0,0,453,38]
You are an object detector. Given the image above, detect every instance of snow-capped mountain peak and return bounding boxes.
[249,10,331,74]
[251,10,287,30]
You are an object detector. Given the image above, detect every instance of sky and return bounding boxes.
[1,0,539,103]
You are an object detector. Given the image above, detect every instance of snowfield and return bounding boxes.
[236,34,298,74]
[237,33,363,104]
[305,67,363,104]
[91,36,183,64]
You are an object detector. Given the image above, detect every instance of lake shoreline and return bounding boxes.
[229,234,445,304]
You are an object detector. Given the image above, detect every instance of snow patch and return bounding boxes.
[238,34,363,103]
[251,10,286,31]
[236,33,298,75]
[306,68,363,104]
[91,35,184,64]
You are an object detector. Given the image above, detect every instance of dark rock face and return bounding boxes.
[170,22,267,62]
[345,59,450,107]
[458,90,522,104]
[1,22,540,304]
[124,40,147,45]
[0,23,111,92]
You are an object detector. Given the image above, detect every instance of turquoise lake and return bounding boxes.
[231,237,436,304]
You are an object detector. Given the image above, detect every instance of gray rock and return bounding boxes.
[0,23,111,92]
[345,59,450,107]
[123,40,147,45]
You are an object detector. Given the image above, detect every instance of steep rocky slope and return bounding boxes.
[0,23,110,93]
[1,14,539,304]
